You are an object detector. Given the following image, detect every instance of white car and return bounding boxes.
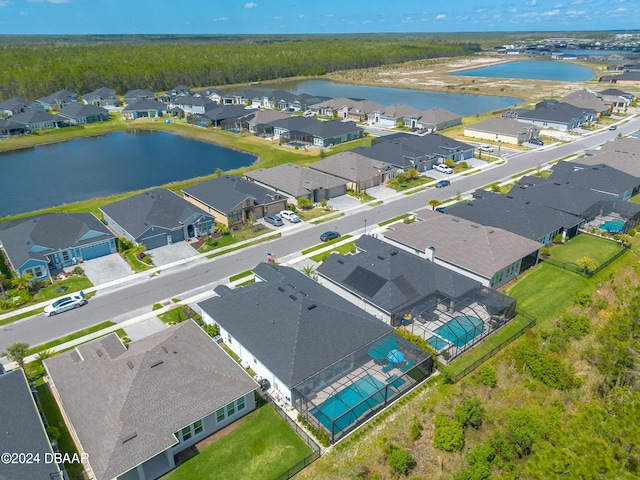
[44,294,87,317]
[479,145,494,152]
[279,210,301,223]
[433,163,453,174]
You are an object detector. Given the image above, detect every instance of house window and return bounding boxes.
[32,266,43,278]
[62,251,70,262]
[181,426,191,441]
[227,335,233,345]
[216,408,225,423]
[237,396,245,412]
[228,210,242,225]
[227,402,235,416]
[194,420,203,435]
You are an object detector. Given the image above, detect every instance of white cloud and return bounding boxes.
[566,9,586,15]
[541,9,561,16]
[298,13,304,18]
[244,2,257,8]
[530,0,537,6]
[0,0,9,6]
[436,14,446,19]
[212,16,228,22]
[27,0,71,3]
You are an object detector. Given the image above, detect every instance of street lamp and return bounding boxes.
[364,218,367,235]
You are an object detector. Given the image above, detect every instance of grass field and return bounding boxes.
[163,405,312,480]
[310,242,356,263]
[549,234,622,265]
[28,321,116,354]
[35,277,93,302]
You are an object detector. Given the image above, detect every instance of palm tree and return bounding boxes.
[10,272,33,291]
[4,342,30,370]
[0,273,6,298]
[576,256,598,275]
[130,243,147,259]
[301,265,317,278]
[428,199,442,210]
[215,223,227,235]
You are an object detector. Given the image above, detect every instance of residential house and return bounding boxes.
[36,89,78,110]
[507,100,596,131]
[0,213,117,280]
[546,161,640,200]
[182,175,287,226]
[599,71,640,85]
[581,137,640,178]
[197,87,235,105]
[9,110,65,131]
[416,107,463,131]
[597,88,633,109]
[0,118,26,136]
[309,97,386,122]
[444,192,584,244]
[236,109,291,135]
[317,235,517,359]
[382,208,541,288]
[464,117,539,145]
[82,87,119,107]
[159,85,193,102]
[198,262,434,442]
[101,189,215,250]
[308,151,396,191]
[0,97,41,117]
[44,320,258,480]
[121,99,168,119]
[270,90,328,111]
[245,163,347,203]
[561,89,611,117]
[188,104,256,128]
[0,369,64,480]
[263,116,364,147]
[123,89,156,103]
[232,88,275,108]
[58,103,111,125]
[168,96,217,115]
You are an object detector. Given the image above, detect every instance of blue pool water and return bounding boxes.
[600,219,625,233]
[310,374,387,433]
[427,336,448,351]
[435,316,484,348]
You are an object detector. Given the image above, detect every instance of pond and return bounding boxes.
[0,130,256,217]
[450,60,595,82]
[267,79,522,116]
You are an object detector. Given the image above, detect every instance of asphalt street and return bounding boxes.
[1,118,637,351]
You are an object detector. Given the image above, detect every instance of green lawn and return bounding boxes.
[35,277,93,303]
[124,250,153,272]
[388,176,432,192]
[198,228,272,254]
[549,234,622,265]
[310,242,356,262]
[163,405,312,480]
[301,235,352,255]
[28,321,116,354]
[158,306,187,324]
[629,193,640,205]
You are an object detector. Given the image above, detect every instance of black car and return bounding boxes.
[529,137,544,146]
[320,231,340,242]
[435,179,450,188]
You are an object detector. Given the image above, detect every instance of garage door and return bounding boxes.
[141,234,168,250]
[80,242,113,261]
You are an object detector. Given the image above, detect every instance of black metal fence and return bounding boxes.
[541,245,628,278]
[450,310,537,383]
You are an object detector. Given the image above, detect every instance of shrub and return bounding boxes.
[455,397,484,429]
[552,234,564,244]
[72,266,84,276]
[410,417,422,440]
[386,444,416,476]
[539,247,550,257]
[297,414,330,447]
[203,324,219,338]
[297,197,313,210]
[433,413,464,452]
[575,291,592,306]
[479,365,497,387]
[46,426,60,441]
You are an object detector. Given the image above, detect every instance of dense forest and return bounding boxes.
[0,35,480,101]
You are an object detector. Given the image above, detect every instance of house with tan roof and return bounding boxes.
[308,151,396,191]
[464,117,539,145]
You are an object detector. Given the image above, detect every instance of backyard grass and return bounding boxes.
[549,234,623,265]
[28,321,116,354]
[301,235,352,255]
[630,193,640,204]
[162,405,312,480]
[310,241,356,263]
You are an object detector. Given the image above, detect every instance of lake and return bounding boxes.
[0,130,256,217]
[451,60,594,82]
[269,80,522,116]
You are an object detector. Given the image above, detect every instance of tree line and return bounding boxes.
[0,35,480,101]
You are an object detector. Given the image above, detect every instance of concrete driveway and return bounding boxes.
[146,242,200,267]
[327,194,361,211]
[80,253,133,286]
[366,184,397,200]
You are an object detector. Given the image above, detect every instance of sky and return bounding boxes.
[0,0,637,35]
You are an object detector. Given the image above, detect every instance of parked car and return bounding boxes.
[528,137,544,146]
[609,125,617,131]
[264,215,284,227]
[435,179,451,188]
[433,163,453,174]
[279,210,301,223]
[320,231,340,242]
[479,145,494,152]
[44,294,87,317]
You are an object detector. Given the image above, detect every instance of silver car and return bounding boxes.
[44,294,87,317]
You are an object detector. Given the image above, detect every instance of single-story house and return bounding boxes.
[263,116,364,147]
[236,109,291,135]
[9,110,65,131]
[352,139,430,172]
[464,117,539,145]
[0,213,117,280]
[187,104,256,128]
[444,192,584,244]
[100,189,215,250]
[245,163,347,203]
[232,88,276,108]
[44,320,258,480]
[0,96,42,116]
[561,89,611,117]
[547,161,639,200]
[82,87,119,107]
[309,97,386,122]
[168,96,218,115]
[0,369,64,480]
[382,208,541,288]
[182,175,288,226]
[508,100,596,131]
[0,118,26,136]
[317,235,517,360]
[159,85,194,102]
[121,100,168,119]
[36,89,78,110]
[58,103,111,125]
[415,107,463,131]
[308,151,396,191]
[581,137,640,178]
[599,71,640,85]
[123,89,156,103]
[198,262,434,442]
[197,88,235,105]
[597,88,633,109]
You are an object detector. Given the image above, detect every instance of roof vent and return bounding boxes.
[150,360,164,368]
[506,195,513,199]
[307,304,317,310]
[277,286,285,292]
[161,346,168,354]
[389,251,398,256]
[96,349,103,358]
[127,361,134,370]
[377,255,385,260]
[337,259,344,264]
[289,294,297,301]
[121,432,138,444]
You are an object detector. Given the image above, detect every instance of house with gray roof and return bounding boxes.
[416,107,463,131]
[245,163,347,202]
[0,96,42,116]
[82,87,119,107]
[597,88,633,109]
[561,89,611,117]
[123,89,155,103]
[580,137,640,178]
[444,193,584,244]
[188,104,256,128]
[382,208,541,288]
[0,369,63,480]
[168,96,217,115]
[121,99,167,119]
[9,110,65,131]
[197,87,235,105]
[237,109,291,134]
[182,175,287,226]
[547,161,639,200]
[510,100,596,131]
[263,116,364,147]
[100,189,215,250]
[58,103,111,125]
[308,151,396,191]
[0,118,26,136]
[310,97,386,122]
[599,71,640,85]
[0,213,117,280]
[198,262,433,442]
[36,89,78,110]
[464,117,539,145]
[44,320,257,480]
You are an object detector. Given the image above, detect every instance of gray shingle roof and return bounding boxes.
[44,321,257,480]
[580,137,640,177]
[0,369,60,480]
[100,189,211,238]
[383,209,541,279]
[9,110,59,125]
[58,103,109,119]
[308,151,393,183]
[318,236,481,314]
[245,163,346,197]
[198,263,393,388]
[121,99,166,112]
[517,101,596,123]
[182,175,284,214]
[377,132,474,156]
[82,87,117,101]
[466,117,537,136]
[36,89,78,105]
[547,161,639,197]
[562,89,610,113]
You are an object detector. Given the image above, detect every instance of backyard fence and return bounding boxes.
[586,246,629,277]
[541,245,629,278]
[450,309,537,383]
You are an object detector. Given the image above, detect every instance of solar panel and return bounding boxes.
[344,265,386,298]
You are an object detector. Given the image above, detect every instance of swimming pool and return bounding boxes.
[600,219,625,233]
[427,336,448,351]
[310,374,387,433]
[435,316,484,348]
